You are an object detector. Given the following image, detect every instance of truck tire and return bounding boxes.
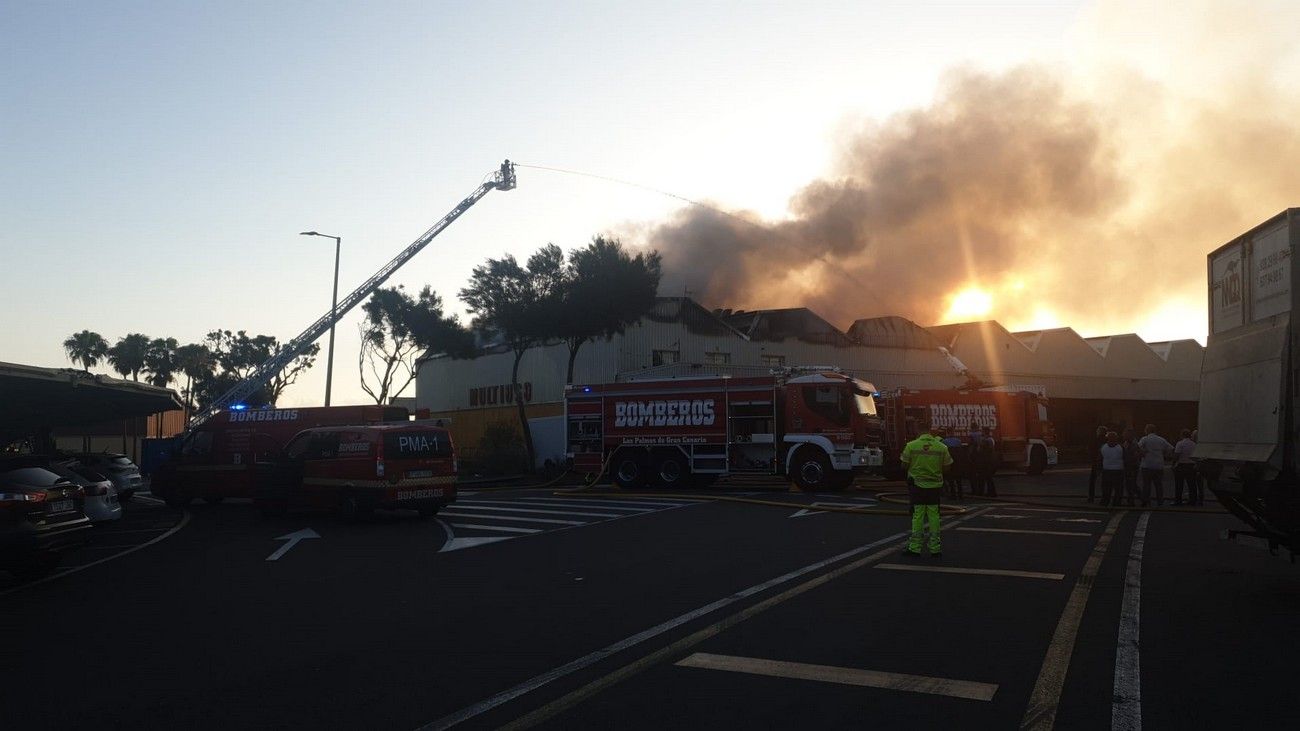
[790,449,834,492]
[1027,446,1047,475]
[613,451,648,490]
[653,450,688,488]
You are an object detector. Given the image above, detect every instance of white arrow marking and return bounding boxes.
[1056,518,1102,524]
[789,501,878,518]
[265,528,320,561]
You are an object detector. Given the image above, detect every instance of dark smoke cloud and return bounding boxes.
[651,66,1124,328]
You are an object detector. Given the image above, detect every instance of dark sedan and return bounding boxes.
[0,461,93,580]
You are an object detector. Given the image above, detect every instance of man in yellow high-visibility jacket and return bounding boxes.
[900,423,952,557]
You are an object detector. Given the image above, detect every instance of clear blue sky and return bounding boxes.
[0,0,1151,406]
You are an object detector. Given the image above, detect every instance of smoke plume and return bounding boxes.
[647,3,1300,341]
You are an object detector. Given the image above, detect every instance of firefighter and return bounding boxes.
[900,421,952,557]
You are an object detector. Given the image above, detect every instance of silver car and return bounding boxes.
[66,453,144,502]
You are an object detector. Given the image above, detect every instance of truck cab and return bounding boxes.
[782,373,884,484]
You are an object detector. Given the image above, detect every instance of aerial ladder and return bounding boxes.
[188,160,517,428]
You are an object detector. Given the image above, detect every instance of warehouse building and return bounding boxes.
[415,298,1202,464]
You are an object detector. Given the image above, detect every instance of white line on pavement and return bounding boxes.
[519,496,694,508]
[437,512,585,525]
[676,652,999,701]
[1112,511,1150,730]
[0,509,192,598]
[957,527,1091,537]
[452,503,622,518]
[510,498,659,512]
[421,507,995,731]
[875,564,1065,580]
[1020,511,1125,730]
[450,523,542,534]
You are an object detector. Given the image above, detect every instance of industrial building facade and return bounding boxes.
[415,298,1203,463]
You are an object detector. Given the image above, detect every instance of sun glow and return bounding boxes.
[944,287,994,321]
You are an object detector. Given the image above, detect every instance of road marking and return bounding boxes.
[875,564,1065,580]
[1112,511,1150,730]
[442,536,511,551]
[522,497,692,508]
[79,543,153,550]
[450,523,542,534]
[421,507,994,731]
[1056,518,1102,524]
[1020,511,1125,730]
[957,527,1091,537]
[511,498,657,512]
[789,501,880,518]
[0,509,191,598]
[675,652,999,702]
[984,514,1032,520]
[132,494,166,505]
[438,512,584,525]
[453,502,622,518]
[265,528,320,561]
[92,527,170,535]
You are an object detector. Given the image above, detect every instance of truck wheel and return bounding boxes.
[654,451,688,488]
[1026,447,1047,475]
[613,451,648,490]
[791,450,833,492]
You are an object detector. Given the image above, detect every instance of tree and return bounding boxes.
[460,245,567,471]
[174,343,215,418]
[202,330,319,405]
[143,337,179,388]
[556,236,662,383]
[63,330,109,371]
[357,285,471,405]
[107,333,151,381]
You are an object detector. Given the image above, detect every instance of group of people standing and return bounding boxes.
[1091,424,1204,507]
[939,423,998,500]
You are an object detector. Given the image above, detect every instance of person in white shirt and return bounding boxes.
[1098,431,1125,506]
[1137,424,1175,507]
[1173,428,1199,505]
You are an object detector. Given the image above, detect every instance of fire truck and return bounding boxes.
[877,389,1058,475]
[566,370,884,491]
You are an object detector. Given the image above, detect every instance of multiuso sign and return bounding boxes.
[468,382,533,407]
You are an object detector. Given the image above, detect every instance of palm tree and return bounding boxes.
[63,330,109,371]
[107,333,151,381]
[143,337,179,388]
[174,343,215,419]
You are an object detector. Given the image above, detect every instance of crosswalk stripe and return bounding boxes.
[438,512,585,525]
[450,523,542,534]
[454,503,621,518]
[509,498,656,512]
[519,497,690,509]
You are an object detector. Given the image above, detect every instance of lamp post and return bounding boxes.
[300,231,341,406]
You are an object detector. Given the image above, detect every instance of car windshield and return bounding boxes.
[853,389,877,416]
[1,467,69,487]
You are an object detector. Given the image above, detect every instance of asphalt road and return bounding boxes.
[6,471,1297,730]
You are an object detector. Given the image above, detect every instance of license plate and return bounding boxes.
[397,488,443,500]
[406,470,433,479]
[47,500,74,514]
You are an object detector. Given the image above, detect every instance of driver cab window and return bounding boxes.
[802,386,851,427]
[182,430,214,457]
[286,432,340,460]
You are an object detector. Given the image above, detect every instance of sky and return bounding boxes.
[3,1,1296,407]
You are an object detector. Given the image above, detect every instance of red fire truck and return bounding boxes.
[151,404,408,507]
[877,389,1058,474]
[566,371,884,491]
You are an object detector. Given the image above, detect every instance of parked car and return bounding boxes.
[61,462,122,523]
[0,460,92,580]
[65,453,143,502]
[255,424,457,520]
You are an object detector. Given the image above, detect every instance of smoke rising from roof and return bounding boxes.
[647,5,1300,341]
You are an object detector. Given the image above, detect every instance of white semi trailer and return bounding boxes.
[1198,208,1300,556]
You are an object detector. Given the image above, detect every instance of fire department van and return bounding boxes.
[255,424,456,520]
[151,405,407,507]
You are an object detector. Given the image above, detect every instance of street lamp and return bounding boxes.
[300,231,341,407]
